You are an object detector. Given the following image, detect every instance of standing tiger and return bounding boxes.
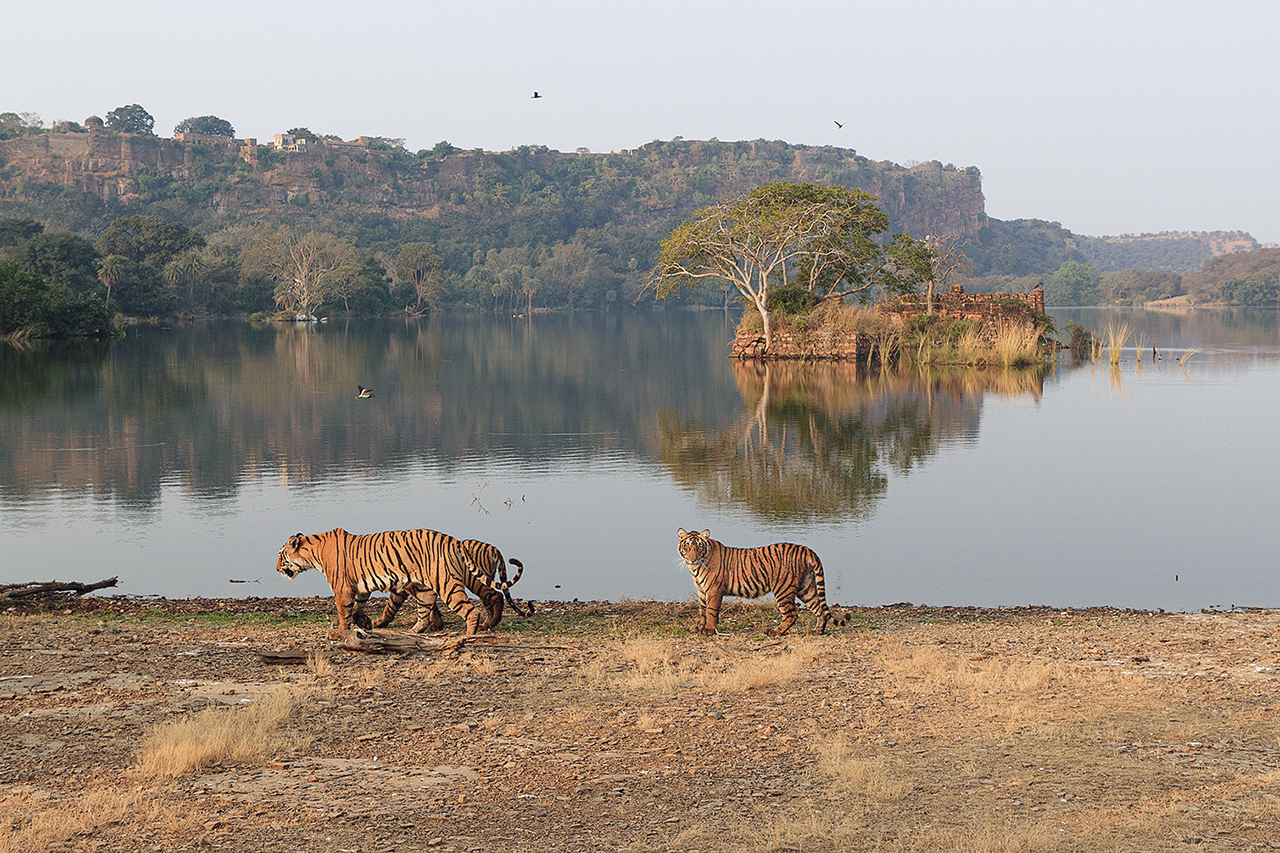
[366,538,531,633]
[275,527,496,637]
[677,528,832,636]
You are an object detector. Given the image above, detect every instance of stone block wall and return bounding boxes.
[877,283,1044,343]
[731,325,876,361]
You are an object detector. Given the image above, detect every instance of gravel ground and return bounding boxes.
[2,597,1278,852]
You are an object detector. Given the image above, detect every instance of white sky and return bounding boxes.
[6,0,1279,242]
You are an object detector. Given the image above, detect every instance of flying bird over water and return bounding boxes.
[833,120,844,128]
[356,385,375,398]
[532,91,542,99]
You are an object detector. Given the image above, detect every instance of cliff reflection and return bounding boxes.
[660,361,1046,522]
[0,314,743,509]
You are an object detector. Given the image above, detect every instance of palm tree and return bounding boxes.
[97,255,126,314]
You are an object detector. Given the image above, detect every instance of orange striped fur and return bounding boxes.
[276,528,494,637]
[371,539,528,633]
[677,528,831,636]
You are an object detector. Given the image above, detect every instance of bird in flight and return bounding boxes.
[833,120,844,129]
[356,385,375,399]
[532,91,542,99]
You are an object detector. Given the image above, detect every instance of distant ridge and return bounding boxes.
[0,127,1261,278]
[1075,230,1258,273]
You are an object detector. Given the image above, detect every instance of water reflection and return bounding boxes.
[0,315,744,509]
[660,360,1048,523]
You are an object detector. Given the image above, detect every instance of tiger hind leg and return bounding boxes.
[796,556,832,635]
[766,598,801,637]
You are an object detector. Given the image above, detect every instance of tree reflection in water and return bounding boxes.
[660,361,1047,523]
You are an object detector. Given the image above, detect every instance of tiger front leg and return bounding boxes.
[411,603,445,634]
[371,584,413,630]
[697,588,724,634]
[352,591,375,630]
[331,588,362,639]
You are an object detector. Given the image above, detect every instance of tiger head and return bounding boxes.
[677,528,713,568]
[276,532,319,579]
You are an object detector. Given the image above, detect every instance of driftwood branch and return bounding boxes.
[256,629,574,663]
[0,577,118,603]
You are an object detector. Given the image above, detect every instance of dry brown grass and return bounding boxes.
[591,636,824,694]
[0,786,201,853]
[305,650,333,677]
[816,736,910,800]
[872,638,1139,734]
[135,684,317,777]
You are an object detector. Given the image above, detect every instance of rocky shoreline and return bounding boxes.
[2,597,1278,852]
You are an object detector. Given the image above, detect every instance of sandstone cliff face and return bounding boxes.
[0,131,987,241]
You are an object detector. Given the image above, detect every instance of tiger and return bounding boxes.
[275,527,497,638]
[677,527,832,636]
[363,538,532,633]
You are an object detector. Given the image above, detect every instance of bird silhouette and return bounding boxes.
[532,91,542,99]
[833,120,844,128]
[356,385,375,399]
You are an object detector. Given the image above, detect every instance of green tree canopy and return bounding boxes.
[0,217,44,248]
[0,111,43,139]
[1219,272,1278,305]
[1042,261,1101,306]
[394,242,444,312]
[655,182,933,353]
[14,232,100,295]
[95,216,205,267]
[174,115,235,137]
[104,104,155,135]
[0,260,110,337]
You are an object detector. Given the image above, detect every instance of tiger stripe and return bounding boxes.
[276,527,495,637]
[677,527,832,636]
[373,539,529,633]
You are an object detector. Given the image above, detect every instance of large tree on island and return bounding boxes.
[240,226,358,317]
[654,182,934,353]
[394,242,445,313]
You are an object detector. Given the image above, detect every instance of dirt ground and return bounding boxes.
[1,596,1278,852]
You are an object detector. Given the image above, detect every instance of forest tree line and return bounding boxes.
[3,105,1278,337]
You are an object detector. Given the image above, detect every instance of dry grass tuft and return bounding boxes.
[0,786,202,853]
[1104,320,1133,366]
[990,323,1041,367]
[816,736,909,800]
[135,685,316,777]
[305,651,332,678]
[593,636,823,694]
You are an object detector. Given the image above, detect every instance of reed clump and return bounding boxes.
[1103,320,1133,365]
[135,684,318,777]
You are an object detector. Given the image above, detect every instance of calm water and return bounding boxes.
[2,308,1277,612]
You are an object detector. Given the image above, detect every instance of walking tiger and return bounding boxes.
[677,527,833,636]
[275,527,496,637]
[364,538,532,633]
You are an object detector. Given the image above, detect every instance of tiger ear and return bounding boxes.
[288,533,304,550]
[677,528,687,537]
[701,529,711,538]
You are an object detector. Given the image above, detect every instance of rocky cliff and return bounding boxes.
[0,130,987,243]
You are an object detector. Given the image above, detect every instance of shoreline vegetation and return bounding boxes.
[3,595,1278,852]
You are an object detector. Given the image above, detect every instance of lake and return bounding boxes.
[2,307,1276,612]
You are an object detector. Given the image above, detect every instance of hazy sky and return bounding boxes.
[7,1,1279,242]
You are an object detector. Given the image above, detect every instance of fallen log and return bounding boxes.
[256,629,574,662]
[0,577,119,603]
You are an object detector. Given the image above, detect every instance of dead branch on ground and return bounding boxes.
[0,577,119,604]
